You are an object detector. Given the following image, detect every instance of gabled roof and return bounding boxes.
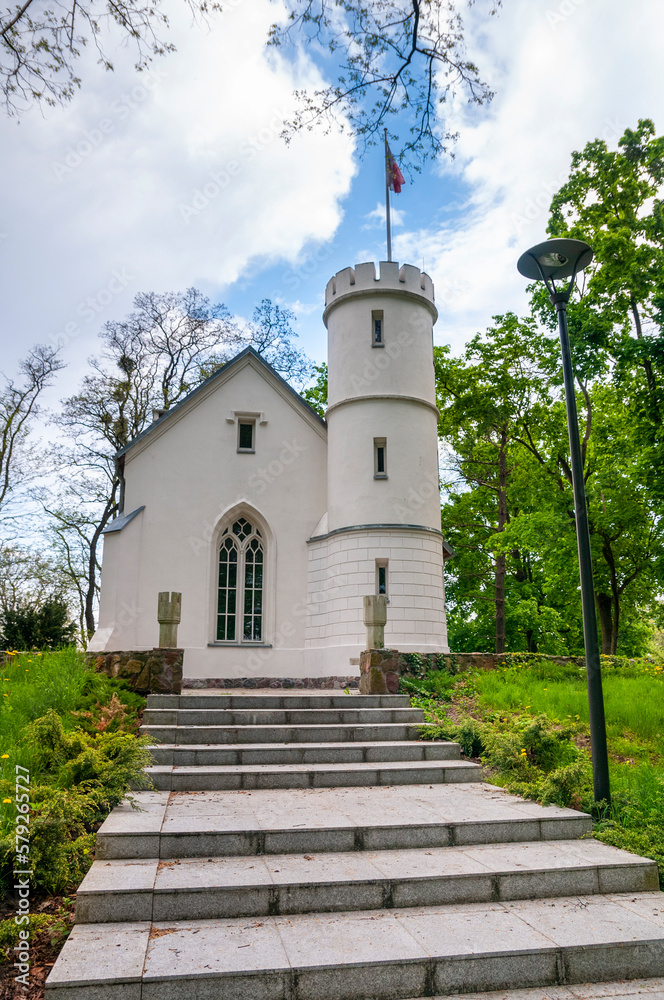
[116,346,326,459]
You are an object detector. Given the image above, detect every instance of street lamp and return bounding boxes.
[517,238,611,806]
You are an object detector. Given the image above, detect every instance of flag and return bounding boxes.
[385,141,405,194]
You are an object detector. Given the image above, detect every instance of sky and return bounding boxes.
[1,0,664,405]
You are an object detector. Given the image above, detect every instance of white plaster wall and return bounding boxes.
[326,399,441,531]
[305,528,449,652]
[94,514,143,649]
[95,356,327,675]
[325,261,437,409]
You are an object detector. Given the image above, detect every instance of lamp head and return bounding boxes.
[517,238,593,282]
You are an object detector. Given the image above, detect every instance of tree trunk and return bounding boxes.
[495,425,509,654]
[84,486,120,639]
[595,592,614,655]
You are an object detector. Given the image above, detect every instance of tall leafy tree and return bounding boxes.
[547,118,664,498]
[436,313,559,653]
[438,305,664,656]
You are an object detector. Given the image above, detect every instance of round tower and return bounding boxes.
[305,260,449,658]
[325,260,440,532]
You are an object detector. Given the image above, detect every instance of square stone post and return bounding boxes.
[363,595,387,649]
[158,591,182,648]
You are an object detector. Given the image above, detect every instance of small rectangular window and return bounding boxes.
[374,437,387,478]
[237,421,255,452]
[376,560,388,597]
[372,310,384,347]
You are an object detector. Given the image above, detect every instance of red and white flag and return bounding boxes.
[385,140,405,193]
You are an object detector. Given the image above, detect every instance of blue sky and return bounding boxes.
[1,0,664,402]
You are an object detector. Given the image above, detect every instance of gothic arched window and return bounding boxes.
[217,518,264,642]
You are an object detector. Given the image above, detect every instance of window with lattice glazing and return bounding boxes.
[217,518,264,642]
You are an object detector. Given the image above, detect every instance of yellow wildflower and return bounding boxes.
[2,798,11,803]
[1,754,8,759]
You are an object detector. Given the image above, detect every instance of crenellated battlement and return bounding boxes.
[325,261,435,308]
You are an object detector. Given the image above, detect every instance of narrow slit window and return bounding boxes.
[237,421,255,452]
[374,437,387,478]
[372,310,384,347]
[376,561,388,597]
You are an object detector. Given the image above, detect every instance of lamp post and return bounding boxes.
[517,238,611,806]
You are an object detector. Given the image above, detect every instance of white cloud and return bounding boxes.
[395,0,664,352]
[363,202,406,229]
[0,0,356,385]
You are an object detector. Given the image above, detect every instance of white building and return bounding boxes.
[90,261,451,683]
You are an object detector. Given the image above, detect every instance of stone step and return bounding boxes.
[95,786,592,860]
[143,757,482,791]
[140,722,434,744]
[75,839,659,923]
[145,739,461,766]
[141,706,425,726]
[46,891,664,1000]
[402,983,664,1000]
[147,693,410,709]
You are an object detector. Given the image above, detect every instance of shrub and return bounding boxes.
[454,718,486,758]
[400,670,455,700]
[0,710,153,895]
[0,598,76,649]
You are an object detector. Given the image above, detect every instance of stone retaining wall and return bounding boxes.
[360,650,591,694]
[87,648,183,694]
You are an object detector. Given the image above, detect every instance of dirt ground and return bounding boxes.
[0,895,76,1000]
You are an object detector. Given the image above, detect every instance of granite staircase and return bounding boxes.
[46,691,664,1000]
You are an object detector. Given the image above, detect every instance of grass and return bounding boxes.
[404,658,664,886]
[473,658,664,744]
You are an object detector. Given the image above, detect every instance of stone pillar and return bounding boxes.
[158,591,182,648]
[363,595,387,649]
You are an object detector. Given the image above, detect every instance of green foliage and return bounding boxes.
[412,657,664,883]
[400,670,455,700]
[0,711,152,895]
[0,597,76,649]
[0,649,148,896]
[452,717,485,759]
[301,362,328,417]
[438,120,664,658]
[438,311,664,657]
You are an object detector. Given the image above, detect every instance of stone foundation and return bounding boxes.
[182,676,359,690]
[87,648,183,694]
[359,649,400,695]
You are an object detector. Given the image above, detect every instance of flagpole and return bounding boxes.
[384,129,392,262]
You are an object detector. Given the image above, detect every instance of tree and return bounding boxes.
[547,119,664,500]
[270,0,500,164]
[0,343,64,522]
[436,314,560,653]
[200,299,315,390]
[437,307,664,656]
[301,362,328,416]
[0,541,64,612]
[0,0,219,114]
[50,288,314,639]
